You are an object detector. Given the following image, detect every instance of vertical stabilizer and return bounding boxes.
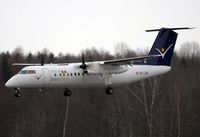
[146,28,178,66]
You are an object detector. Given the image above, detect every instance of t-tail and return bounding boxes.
[146,27,194,66]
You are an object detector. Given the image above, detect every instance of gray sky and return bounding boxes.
[0,0,199,55]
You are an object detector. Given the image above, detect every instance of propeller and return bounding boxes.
[79,53,88,73]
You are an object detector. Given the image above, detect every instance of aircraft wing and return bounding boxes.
[12,63,69,66]
[100,54,160,65]
[12,55,160,67]
[12,63,41,66]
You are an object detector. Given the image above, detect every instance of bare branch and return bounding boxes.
[128,107,145,117]
[126,86,144,105]
[63,97,70,137]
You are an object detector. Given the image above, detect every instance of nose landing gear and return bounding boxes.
[14,88,21,97]
[105,86,114,95]
[64,88,72,96]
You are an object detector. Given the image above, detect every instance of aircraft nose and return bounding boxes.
[5,79,13,87]
[5,76,18,88]
[5,80,10,88]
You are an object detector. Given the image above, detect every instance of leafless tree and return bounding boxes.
[114,42,130,58]
[127,76,161,137]
[63,97,70,137]
[179,41,200,58]
[12,46,24,62]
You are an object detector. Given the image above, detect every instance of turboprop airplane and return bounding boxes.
[5,27,193,97]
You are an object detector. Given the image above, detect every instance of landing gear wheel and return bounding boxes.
[64,89,72,96]
[14,88,21,97]
[105,86,114,95]
[15,92,21,97]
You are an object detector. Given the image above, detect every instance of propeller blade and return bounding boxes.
[79,52,88,73]
[41,54,44,66]
[82,53,85,65]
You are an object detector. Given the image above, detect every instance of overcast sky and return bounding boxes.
[0,0,199,55]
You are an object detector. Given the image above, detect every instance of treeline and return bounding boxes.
[0,41,200,137]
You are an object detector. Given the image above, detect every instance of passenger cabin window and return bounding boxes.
[27,70,36,74]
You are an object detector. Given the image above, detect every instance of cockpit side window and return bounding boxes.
[19,70,36,74]
[19,70,28,74]
[27,70,36,74]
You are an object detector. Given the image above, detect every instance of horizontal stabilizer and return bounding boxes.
[146,27,195,32]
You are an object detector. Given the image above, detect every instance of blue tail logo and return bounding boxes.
[156,43,173,59]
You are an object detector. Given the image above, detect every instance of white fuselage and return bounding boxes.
[5,62,171,89]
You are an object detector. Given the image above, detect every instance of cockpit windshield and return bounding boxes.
[19,70,36,74]
[19,70,28,74]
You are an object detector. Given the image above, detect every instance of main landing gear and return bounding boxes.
[64,88,72,96]
[14,88,21,97]
[105,85,114,95]
[103,74,114,95]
